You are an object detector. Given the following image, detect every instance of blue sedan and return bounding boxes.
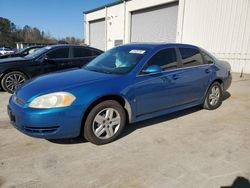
[8,43,232,145]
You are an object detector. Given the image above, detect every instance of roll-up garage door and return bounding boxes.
[131,2,178,43]
[89,18,105,50]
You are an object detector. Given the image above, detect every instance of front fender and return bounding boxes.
[68,79,135,124]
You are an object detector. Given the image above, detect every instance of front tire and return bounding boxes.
[83,100,126,145]
[203,81,223,110]
[1,71,28,93]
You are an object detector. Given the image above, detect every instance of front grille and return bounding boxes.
[24,126,59,133]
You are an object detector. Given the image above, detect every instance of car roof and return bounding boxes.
[26,45,44,48]
[46,44,103,51]
[121,43,199,50]
[47,44,81,48]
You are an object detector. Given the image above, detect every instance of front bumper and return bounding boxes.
[8,95,85,139]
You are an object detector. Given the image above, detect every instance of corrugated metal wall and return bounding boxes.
[181,0,250,73]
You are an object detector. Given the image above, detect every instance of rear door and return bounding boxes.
[174,47,212,104]
[70,47,101,68]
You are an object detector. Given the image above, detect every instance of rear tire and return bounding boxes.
[1,71,28,93]
[203,81,222,110]
[83,100,126,145]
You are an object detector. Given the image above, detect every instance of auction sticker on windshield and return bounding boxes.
[129,50,146,54]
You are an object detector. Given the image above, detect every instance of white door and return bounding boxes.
[89,19,105,50]
[131,2,179,43]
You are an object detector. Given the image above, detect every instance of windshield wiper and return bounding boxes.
[98,69,113,74]
[85,67,113,74]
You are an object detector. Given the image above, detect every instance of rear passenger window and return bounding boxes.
[47,48,69,59]
[179,48,203,67]
[92,50,102,56]
[73,48,92,58]
[146,48,178,71]
[202,51,214,64]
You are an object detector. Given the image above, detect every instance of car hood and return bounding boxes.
[0,54,11,59]
[16,68,119,102]
[0,57,28,64]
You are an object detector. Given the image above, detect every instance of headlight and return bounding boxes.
[29,92,76,108]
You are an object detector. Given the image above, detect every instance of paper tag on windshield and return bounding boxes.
[129,50,146,54]
[45,46,52,50]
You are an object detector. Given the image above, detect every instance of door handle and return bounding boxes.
[205,69,211,74]
[172,74,180,80]
[161,77,168,83]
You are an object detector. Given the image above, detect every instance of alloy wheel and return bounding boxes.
[92,108,121,139]
[5,73,26,92]
[209,85,220,106]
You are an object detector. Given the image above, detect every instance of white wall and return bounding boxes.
[106,3,125,49]
[85,4,125,50]
[85,0,250,73]
[85,0,178,50]
[179,0,250,73]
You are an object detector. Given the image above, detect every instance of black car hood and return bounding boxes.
[0,57,28,64]
[0,53,20,59]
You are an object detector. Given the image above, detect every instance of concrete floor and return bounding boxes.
[0,73,250,188]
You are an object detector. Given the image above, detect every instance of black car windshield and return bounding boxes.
[18,47,32,54]
[84,46,150,74]
[25,46,52,59]
[18,46,38,53]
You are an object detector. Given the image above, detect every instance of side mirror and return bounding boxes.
[43,55,54,63]
[208,60,214,64]
[142,65,162,74]
[43,56,49,61]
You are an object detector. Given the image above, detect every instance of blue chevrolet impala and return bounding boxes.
[8,43,232,145]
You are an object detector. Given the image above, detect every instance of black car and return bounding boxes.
[0,44,103,93]
[0,46,44,59]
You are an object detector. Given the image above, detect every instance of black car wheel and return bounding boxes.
[83,100,126,145]
[1,71,28,93]
[203,81,223,110]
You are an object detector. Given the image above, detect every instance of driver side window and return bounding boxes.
[47,48,69,59]
[144,48,178,72]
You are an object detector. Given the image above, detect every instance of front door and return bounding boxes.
[135,48,181,116]
[43,47,70,73]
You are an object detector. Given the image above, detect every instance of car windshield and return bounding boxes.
[25,46,52,59]
[19,47,33,53]
[84,46,150,74]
